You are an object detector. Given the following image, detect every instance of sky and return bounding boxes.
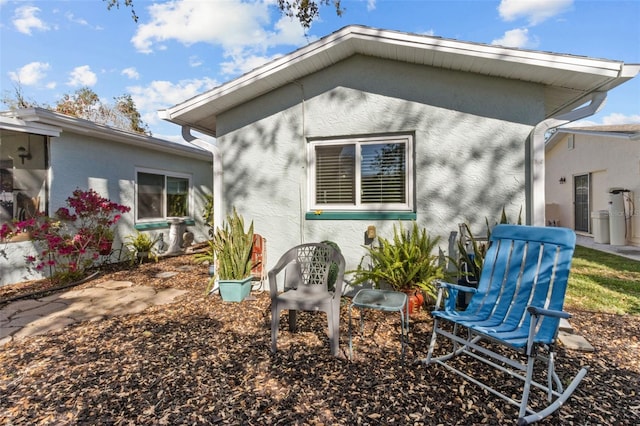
[1,0,639,142]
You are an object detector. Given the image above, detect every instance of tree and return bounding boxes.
[104,0,138,22]
[1,85,150,135]
[114,94,150,135]
[277,0,343,28]
[104,0,343,28]
[0,84,48,110]
[54,87,150,135]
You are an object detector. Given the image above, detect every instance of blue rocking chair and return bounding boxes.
[420,224,587,424]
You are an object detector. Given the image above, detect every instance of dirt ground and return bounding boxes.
[1,254,639,425]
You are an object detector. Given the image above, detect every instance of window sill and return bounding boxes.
[134,218,196,230]
[305,211,416,220]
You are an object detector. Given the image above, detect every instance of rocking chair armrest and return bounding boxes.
[436,280,479,294]
[527,306,571,319]
[434,280,478,311]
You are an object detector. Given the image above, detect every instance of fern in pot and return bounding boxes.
[349,221,444,313]
[196,208,254,302]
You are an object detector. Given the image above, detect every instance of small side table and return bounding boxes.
[348,288,409,361]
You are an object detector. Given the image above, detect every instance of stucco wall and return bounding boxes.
[546,132,640,245]
[1,131,213,286]
[215,55,541,278]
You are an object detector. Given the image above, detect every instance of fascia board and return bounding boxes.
[10,108,211,161]
[0,115,61,137]
[162,26,627,117]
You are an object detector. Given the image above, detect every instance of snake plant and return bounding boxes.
[196,208,254,281]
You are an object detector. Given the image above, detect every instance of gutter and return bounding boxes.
[9,108,210,160]
[180,126,223,236]
[528,92,607,226]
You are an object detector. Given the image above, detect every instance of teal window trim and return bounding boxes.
[305,211,416,221]
[134,218,196,230]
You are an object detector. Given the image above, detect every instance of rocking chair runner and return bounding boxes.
[420,224,586,425]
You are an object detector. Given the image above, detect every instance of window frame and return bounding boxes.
[308,134,414,213]
[135,167,192,223]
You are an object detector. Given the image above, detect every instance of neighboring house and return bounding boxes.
[0,108,213,286]
[545,125,640,247]
[159,25,639,277]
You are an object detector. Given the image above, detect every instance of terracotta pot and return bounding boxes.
[403,289,424,315]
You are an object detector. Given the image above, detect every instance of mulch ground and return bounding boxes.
[1,254,639,425]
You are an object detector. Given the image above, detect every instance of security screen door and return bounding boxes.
[574,174,590,232]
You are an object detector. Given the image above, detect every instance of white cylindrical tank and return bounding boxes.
[591,210,610,244]
[609,188,627,246]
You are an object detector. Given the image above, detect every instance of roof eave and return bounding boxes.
[9,108,211,161]
[160,25,639,136]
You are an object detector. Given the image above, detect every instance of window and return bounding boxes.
[136,169,191,221]
[0,131,48,227]
[309,135,413,212]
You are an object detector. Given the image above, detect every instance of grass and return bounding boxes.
[566,245,640,315]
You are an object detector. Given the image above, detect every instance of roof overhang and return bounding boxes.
[0,114,61,137]
[545,124,640,151]
[1,108,211,161]
[159,25,640,137]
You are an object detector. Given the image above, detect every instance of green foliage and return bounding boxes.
[124,231,159,263]
[114,94,150,135]
[349,222,444,298]
[202,194,214,237]
[195,208,254,282]
[277,0,343,28]
[457,206,522,279]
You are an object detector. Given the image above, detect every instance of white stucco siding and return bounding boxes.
[50,132,213,241]
[216,56,542,275]
[0,131,213,286]
[546,133,640,245]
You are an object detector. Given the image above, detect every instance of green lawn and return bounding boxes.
[566,245,640,315]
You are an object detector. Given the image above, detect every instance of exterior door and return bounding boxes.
[574,174,590,232]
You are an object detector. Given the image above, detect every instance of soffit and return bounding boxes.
[160,25,638,137]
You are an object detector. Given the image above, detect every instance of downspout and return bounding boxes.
[181,126,223,236]
[528,91,607,226]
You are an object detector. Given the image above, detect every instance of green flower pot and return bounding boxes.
[218,277,252,302]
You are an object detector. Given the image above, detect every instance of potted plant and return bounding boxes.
[195,208,254,302]
[125,231,160,263]
[349,221,444,314]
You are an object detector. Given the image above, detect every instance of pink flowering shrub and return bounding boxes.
[0,188,130,284]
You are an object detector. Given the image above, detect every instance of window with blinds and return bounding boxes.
[310,135,413,211]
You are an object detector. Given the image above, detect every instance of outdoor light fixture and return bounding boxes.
[17,146,31,164]
[559,177,566,184]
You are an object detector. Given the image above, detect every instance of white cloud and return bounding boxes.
[126,77,219,125]
[130,1,308,75]
[13,5,50,35]
[498,0,573,26]
[67,65,97,87]
[65,12,89,27]
[131,0,270,53]
[492,28,538,49]
[220,49,284,76]
[188,56,203,67]
[8,62,50,86]
[601,113,640,125]
[366,0,376,12]
[121,67,140,80]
